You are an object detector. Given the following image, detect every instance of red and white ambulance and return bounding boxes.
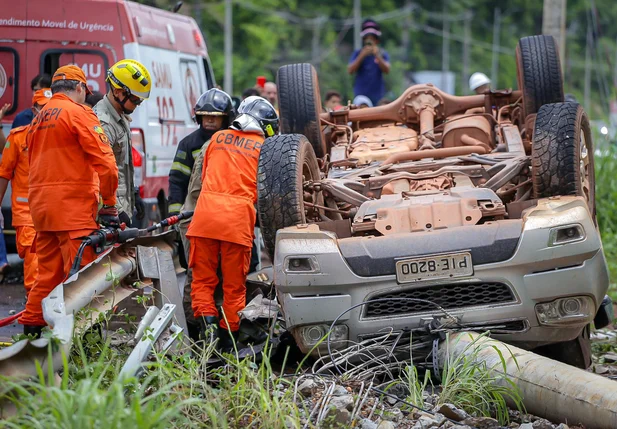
[0,0,215,234]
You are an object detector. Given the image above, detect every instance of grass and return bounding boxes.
[436,333,524,424]
[595,143,617,300]
[0,331,304,429]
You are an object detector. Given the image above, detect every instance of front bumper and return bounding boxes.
[273,196,610,355]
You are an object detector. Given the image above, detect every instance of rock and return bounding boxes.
[437,404,469,422]
[329,394,354,411]
[519,424,533,429]
[359,418,378,429]
[461,416,500,429]
[601,352,617,363]
[442,424,473,429]
[377,421,396,429]
[332,385,348,396]
[532,419,555,429]
[411,415,440,429]
[385,408,404,423]
[386,395,398,406]
[327,408,350,425]
[554,425,569,429]
[8,309,15,315]
[298,379,316,397]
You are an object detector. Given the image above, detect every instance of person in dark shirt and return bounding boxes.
[347,19,390,107]
[85,91,104,108]
[11,74,52,129]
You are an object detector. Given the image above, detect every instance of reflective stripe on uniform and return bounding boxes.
[16,197,28,202]
[169,203,182,213]
[171,161,191,176]
[192,148,202,159]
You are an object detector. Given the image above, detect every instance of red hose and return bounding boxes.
[0,310,24,328]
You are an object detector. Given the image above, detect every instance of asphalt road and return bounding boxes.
[0,282,25,341]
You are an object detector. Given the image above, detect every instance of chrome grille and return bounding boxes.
[365,282,515,318]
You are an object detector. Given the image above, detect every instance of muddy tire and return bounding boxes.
[516,35,564,117]
[532,102,595,214]
[535,325,592,369]
[277,63,327,158]
[257,134,321,258]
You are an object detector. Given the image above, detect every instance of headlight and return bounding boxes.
[535,296,594,327]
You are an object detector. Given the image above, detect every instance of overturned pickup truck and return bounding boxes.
[257,35,611,368]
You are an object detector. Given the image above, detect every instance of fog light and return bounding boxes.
[536,296,594,327]
[286,256,319,272]
[548,224,585,246]
[296,324,349,349]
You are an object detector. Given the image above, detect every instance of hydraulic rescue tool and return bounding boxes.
[68,211,194,277]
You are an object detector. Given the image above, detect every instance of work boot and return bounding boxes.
[23,325,44,339]
[218,329,240,354]
[187,322,201,343]
[197,316,219,346]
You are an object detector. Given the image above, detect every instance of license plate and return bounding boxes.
[396,252,473,283]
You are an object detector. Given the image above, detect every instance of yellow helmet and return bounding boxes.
[106,59,151,99]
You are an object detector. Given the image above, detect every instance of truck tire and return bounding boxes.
[257,134,320,258]
[535,325,592,369]
[277,63,327,158]
[516,35,564,117]
[532,102,595,214]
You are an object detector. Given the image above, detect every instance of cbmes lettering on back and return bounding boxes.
[31,108,63,127]
[215,133,262,151]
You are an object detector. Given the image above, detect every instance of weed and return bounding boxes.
[437,332,525,424]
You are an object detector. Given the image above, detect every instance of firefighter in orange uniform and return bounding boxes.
[19,65,119,337]
[0,88,52,295]
[187,96,278,351]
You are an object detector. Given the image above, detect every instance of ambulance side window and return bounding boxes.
[40,50,109,94]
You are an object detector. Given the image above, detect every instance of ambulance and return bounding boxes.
[0,0,215,242]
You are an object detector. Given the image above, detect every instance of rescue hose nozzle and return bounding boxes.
[145,211,194,233]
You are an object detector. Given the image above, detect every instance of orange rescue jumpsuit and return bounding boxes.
[0,126,38,293]
[187,129,264,331]
[19,93,118,327]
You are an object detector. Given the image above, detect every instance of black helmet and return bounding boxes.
[194,88,236,128]
[232,96,279,137]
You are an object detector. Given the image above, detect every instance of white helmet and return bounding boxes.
[469,72,491,91]
[231,96,279,137]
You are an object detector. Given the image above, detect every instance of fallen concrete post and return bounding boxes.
[440,332,617,429]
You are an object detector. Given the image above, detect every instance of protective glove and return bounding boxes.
[135,189,146,221]
[119,211,132,227]
[98,205,120,228]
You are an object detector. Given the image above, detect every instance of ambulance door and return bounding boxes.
[0,48,19,118]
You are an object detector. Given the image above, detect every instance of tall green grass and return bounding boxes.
[0,335,304,428]
[595,144,617,300]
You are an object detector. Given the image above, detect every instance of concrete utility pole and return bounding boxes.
[353,0,362,51]
[441,1,450,91]
[490,7,501,88]
[402,0,412,64]
[542,0,567,72]
[312,17,325,71]
[462,11,471,93]
[224,0,233,95]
